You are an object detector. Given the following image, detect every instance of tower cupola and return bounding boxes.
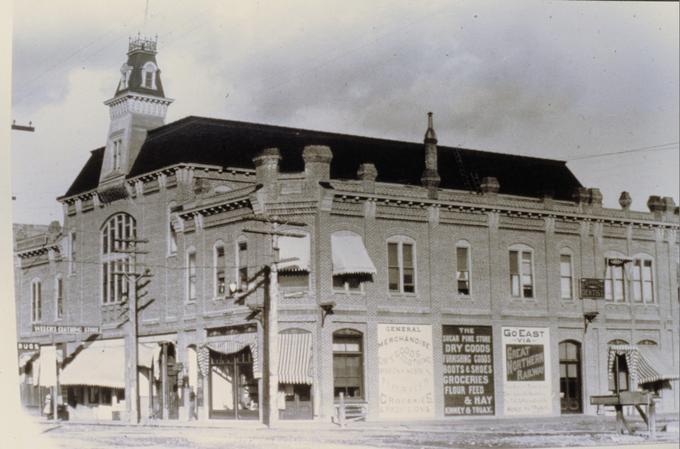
[99,35,173,188]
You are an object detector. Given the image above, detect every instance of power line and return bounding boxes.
[568,142,679,161]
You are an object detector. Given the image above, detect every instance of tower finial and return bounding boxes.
[424,111,437,144]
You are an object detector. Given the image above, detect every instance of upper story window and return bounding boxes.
[456,241,471,296]
[214,242,226,297]
[142,62,157,89]
[604,255,626,302]
[31,279,42,323]
[112,139,122,171]
[187,248,197,302]
[278,232,310,292]
[560,249,574,300]
[55,276,64,320]
[68,231,77,275]
[167,203,178,256]
[387,236,416,294]
[631,256,654,304]
[101,213,136,304]
[509,245,534,298]
[331,231,376,294]
[237,237,249,290]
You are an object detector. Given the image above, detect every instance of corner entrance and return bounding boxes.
[559,340,582,413]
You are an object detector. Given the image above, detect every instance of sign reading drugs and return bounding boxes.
[502,326,552,416]
[378,324,435,419]
[442,325,495,416]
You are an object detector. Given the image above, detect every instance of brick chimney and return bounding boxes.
[303,145,333,184]
[253,147,281,187]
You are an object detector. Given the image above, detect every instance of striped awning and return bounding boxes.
[279,332,313,384]
[18,351,39,370]
[198,333,260,379]
[278,235,310,272]
[608,345,679,390]
[331,232,377,276]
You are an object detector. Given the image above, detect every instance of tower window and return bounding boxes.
[142,62,157,89]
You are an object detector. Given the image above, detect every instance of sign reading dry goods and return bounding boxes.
[442,325,495,416]
[377,324,435,420]
[502,327,552,416]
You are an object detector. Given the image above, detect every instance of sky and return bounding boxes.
[8,0,679,225]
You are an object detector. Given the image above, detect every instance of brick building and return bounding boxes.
[14,38,680,423]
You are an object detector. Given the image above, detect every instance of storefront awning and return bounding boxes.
[608,345,679,390]
[278,234,310,272]
[331,233,377,276]
[279,332,313,384]
[18,351,39,370]
[198,333,260,379]
[60,340,125,389]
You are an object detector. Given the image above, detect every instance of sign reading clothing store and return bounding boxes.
[502,326,552,416]
[377,324,435,419]
[442,325,495,416]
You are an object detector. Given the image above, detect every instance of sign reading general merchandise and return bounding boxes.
[32,324,100,334]
[378,324,435,419]
[502,326,552,416]
[442,325,495,416]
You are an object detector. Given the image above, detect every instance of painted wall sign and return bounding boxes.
[32,324,100,334]
[377,324,435,419]
[502,326,553,416]
[442,325,495,416]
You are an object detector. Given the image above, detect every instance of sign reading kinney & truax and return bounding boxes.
[32,324,100,334]
[442,325,495,416]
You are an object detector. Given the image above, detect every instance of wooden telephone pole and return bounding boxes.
[242,217,306,427]
[113,237,151,424]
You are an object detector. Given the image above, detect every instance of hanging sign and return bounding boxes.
[442,325,495,416]
[377,324,435,419]
[502,326,552,416]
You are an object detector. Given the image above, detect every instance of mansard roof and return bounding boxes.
[63,116,583,201]
[62,147,105,198]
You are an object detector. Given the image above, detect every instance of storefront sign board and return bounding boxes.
[502,326,552,416]
[377,324,435,419]
[442,325,495,416]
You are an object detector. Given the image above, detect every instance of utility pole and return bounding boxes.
[242,217,306,427]
[113,237,150,424]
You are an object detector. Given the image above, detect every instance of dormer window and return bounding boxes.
[119,64,131,90]
[142,62,157,89]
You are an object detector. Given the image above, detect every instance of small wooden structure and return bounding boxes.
[590,345,679,438]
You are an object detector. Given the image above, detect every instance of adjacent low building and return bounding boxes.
[14,37,680,423]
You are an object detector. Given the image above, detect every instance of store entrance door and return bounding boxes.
[559,340,582,414]
[279,384,313,420]
[209,348,259,419]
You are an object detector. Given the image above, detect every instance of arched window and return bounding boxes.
[509,244,534,298]
[101,213,136,304]
[333,329,364,400]
[167,203,178,256]
[55,275,64,320]
[455,240,472,296]
[604,252,627,302]
[186,247,197,302]
[387,236,416,294]
[142,62,157,89]
[213,241,226,297]
[560,248,574,300]
[119,63,131,90]
[31,279,42,323]
[631,255,655,304]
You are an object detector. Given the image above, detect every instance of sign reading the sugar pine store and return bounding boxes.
[442,325,495,416]
[32,324,100,334]
[377,324,435,419]
[502,326,552,416]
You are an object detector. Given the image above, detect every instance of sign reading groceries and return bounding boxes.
[32,324,100,334]
[502,326,552,416]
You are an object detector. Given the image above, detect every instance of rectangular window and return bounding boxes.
[387,240,416,294]
[112,140,122,171]
[215,246,225,296]
[510,249,534,298]
[333,274,363,293]
[187,251,197,301]
[633,259,654,303]
[605,259,626,302]
[31,282,42,323]
[560,254,573,299]
[238,241,248,289]
[56,277,64,319]
[168,213,178,255]
[456,246,470,295]
[69,232,76,274]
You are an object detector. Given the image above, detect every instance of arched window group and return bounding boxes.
[101,213,136,304]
